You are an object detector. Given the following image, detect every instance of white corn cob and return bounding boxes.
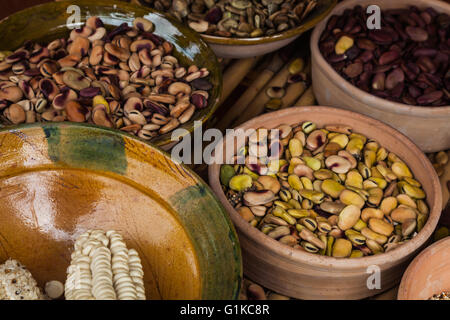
[65,230,146,300]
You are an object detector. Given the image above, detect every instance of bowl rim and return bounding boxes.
[208,106,442,269]
[397,236,450,299]
[200,0,337,45]
[0,0,223,148]
[310,0,450,117]
[1,121,243,300]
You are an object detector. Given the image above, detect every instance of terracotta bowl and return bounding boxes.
[398,237,450,300]
[310,0,450,153]
[200,0,337,59]
[208,106,442,300]
[0,122,242,300]
[0,0,222,150]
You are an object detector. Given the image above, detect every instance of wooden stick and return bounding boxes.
[279,58,309,109]
[218,54,284,131]
[233,59,292,126]
[220,56,262,105]
[280,81,307,109]
[294,85,316,106]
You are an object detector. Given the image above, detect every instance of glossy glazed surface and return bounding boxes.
[0,122,242,299]
[0,0,222,149]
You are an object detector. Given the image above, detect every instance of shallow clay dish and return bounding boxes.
[0,0,222,150]
[0,122,241,300]
[310,0,450,153]
[398,237,450,300]
[201,0,337,58]
[208,106,442,300]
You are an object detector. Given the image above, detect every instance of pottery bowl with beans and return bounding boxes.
[311,0,450,153]
[208,106,442,299]
[135,0,337,58]
[0,0,222,150]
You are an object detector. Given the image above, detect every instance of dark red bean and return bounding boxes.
[191,78,212,91]
[144,100,169,116]
[406,26,428,42]
[413,48,438,57]
[368,30,393,45]
[372,73,386,91]
[402,95,416,105]
[420,12,432,25]
[326,15,339,31]
[408,85,422,98]
[319,40,335,56]
[417,91,443,104]
[356,38,376,51]
[345,46,360,60]
[379,50,400,65]
[326,53,346,63]
[385,68,405,90]
[191,93,207,109]
[410,12,426,28]
[417,56,436,74]
[357,50,373,63]
[343,61,363,78]
[205,7,222,24]
[391,82,404,98]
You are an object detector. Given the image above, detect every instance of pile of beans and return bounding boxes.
[135,0,318,38]
[220,122,429,258]
[0,16,212,140]
[319,5,450,106]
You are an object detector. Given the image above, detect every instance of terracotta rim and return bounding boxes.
[398,237,450,299]
[201,0,337,46]
[208,106,442,269]
[310,0,450,117]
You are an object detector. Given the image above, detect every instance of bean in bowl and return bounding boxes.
[318,5,450,106]
[136,0,318,38]
[0,16,212,140]
[220,121,430,258]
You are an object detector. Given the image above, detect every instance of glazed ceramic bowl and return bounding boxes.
[310,0,450,153]
[0,122,242,300]
[0,0,222,150]
[208,106,442,300]
[398,237,450,300]
[200,0,337,58]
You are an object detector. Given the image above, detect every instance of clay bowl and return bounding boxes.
[398,237,450,300]
[200,0,337,59]
[0,0,222,151]
[208,106,442,300]
[310,0,450,153]
[0,122,242,300]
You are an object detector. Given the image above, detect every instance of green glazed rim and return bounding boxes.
[0,0,223,148]
[1,121,242,299]
[200,0,337,45]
